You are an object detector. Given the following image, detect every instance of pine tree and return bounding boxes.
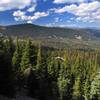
[12,37,21,70]
[71,53,80,75]
[57,50,73,100]
[3,37,14,60]
[57,67,69,100]
[47,52,60,80]
[36,44,42,71]
[90,71,100,100]
[58,76,68,100]
[83,78,90,100]
[57,58,70,100]
[20,39,32,71]
[0,33,4,50]
[73,76,83,100]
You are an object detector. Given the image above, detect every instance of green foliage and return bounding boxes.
[73,76,82,100]
[90,71,100,99]
[36,44,42,70]
[0,33,4,50]
[1,36,100,100]
[3,37,14,60]
[57,58,70,100]
[57,72,69,100]
[47,52,59,79]
[73,77,80,96]
[12,37,21,70]
[83,78,90,100]
[20,39,32,71]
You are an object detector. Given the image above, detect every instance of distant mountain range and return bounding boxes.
[0,24,100,40]
[0,24,100,49]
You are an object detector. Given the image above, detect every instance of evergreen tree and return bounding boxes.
[0,33,4,50]
[57,67,69,100]
[47,52,60,100]
[73,76,83,100]
[71,53,80,75]
[12,37,21,70]
[57,58,69,100]
[47,52,60,80]
[36,44,42,71]
[90,71,100,100]
[83,78,90,100]
[20,39,32,71]
[4,37,14,58]
[57,76,67,100]
[57,50,73,100]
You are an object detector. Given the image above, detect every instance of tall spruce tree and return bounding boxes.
[57,74,68,100]
[83,78,90,100]
[36,44,42,71]
[12,37,21,70]
[47,52,60,80]
[72,76,83,100]
[20,39,32,71]
[3,37,14,61]
[0,33,4,50]
[90,71,100,100]
[57,52,70,100]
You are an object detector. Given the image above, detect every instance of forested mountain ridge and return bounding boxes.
[0,24,100,40]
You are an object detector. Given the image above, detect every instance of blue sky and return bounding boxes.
[0,0,100,29]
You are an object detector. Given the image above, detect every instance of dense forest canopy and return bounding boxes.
[0,35,100,100]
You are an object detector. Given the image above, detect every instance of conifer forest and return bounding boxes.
[0,35,100,100]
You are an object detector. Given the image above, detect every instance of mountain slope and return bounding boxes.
[0,24,100,49]
[0,24,100,40]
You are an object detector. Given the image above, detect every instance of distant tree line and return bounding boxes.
[0,36,100,100]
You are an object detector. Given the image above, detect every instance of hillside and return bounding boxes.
[0,24,99,39]
[0,24,100,49]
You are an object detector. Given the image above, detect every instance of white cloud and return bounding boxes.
[54,1,100,23]
[33,12,49,20]
[27,4,37,12]
[53,0,86,4]
[12,0,50,23]
[27,20,33,23]
[59,24,82,28]
[0,0,32,11]
[13,10,25,17]
[55,4,78,13]
[13,11,49,22]
[14,17,20,21]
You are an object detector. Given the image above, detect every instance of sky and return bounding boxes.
[0,0,100,29]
